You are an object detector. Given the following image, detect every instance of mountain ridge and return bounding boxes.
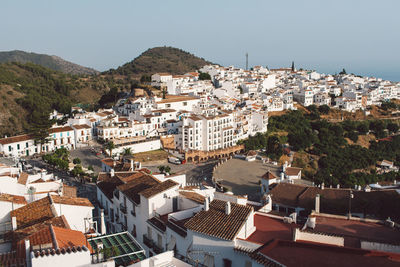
[0,50,99,75]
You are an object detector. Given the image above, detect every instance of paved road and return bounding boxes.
[69,146,105,173]
[213,158,282,200]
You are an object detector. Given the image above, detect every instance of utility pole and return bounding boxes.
[246,53,248,71]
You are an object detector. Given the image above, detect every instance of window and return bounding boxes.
[132,225,137,237]
[223,259,232,267]
[8,146,11,152]
[157,234,162,248]
[183,102,187,106]
[26,142,28,148]
[17,144,20,150]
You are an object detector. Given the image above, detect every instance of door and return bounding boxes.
[173,196,178,212]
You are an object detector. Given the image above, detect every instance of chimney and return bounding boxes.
[336,184,340,189]
[280,172,285,181]
[315,194,320,213]
[113,161,116,167]
[110,169,115,177]
[307,216,316,229]
[100,209,106,235]
[25,239,31,267]
[225,201,231,215]
[204,198,209,211]
[12,216,17,230]
[130,159,134,171]
[321,183,324,190]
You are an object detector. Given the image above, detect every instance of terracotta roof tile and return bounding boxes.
[51,195,93,207]
[185,199,253,240]
[179,191,206,204]
[0,194,27,205]
[49,126,73,133]
[140,179,178,198]
[17,172,28,185]
[262,171,277,180]
[0,134,32,145]
[10,197,55,229]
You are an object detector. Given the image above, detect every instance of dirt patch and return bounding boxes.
[292,151,318,175]
[132,149,169,162]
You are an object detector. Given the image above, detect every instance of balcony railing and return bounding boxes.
[153,243,163,254]
[143,234,153,248]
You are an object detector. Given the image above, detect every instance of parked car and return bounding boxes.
[168,157,181,165]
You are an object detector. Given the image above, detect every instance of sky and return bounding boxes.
[1,0,400,81]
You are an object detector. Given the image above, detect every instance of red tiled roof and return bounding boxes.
[72,124,91,130]
[262,171,277,180]
[10,197,56,229]
[258,239,400,267]
[49,126,73,133]
[17,172,28,185]
[51,195,93,207]
[140,179,178,198]
[0,134,32,145]
[0,193,27,205]
[179,191,206,204]
[285,167,301,176]
[185,199,253,240]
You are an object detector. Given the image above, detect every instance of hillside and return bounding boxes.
[106,47,213,76]
[0,62,126,136]
[0,50,99,75]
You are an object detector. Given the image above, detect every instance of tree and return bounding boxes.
[387,123,399,134]
[266,135,282,160]
[105,141,115,157]
[71,165,84,177]
[339,68,347,75]
[357,123,369,135]
[158,165,165,173]
[346,131,359,143]
[198,72,211,80]
[30,108,52,154]
[291,61,295,72]
[318,105,330,114]
[164,166,171,174]
[122,148,132,156]
[73,158,81,164]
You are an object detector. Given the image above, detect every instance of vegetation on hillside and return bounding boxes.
[0,50,98,75]
[241,109,400,187]
[106,47,212,76]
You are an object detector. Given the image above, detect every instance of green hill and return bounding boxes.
[0,62,123,136]
[107,47,213,76]
[0,50,99,75]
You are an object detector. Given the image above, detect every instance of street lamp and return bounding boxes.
[348,189,354,218]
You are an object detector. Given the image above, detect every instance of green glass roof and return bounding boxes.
[89,232,146,266]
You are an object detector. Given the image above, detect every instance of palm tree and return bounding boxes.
[122,148,132,156]
[105,141,115,157]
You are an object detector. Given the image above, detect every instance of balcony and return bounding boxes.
[143,234,153,248]
[153,243,163,254]
[120,204,127,214]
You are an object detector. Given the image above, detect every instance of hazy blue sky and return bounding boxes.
[2,0,400,80]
